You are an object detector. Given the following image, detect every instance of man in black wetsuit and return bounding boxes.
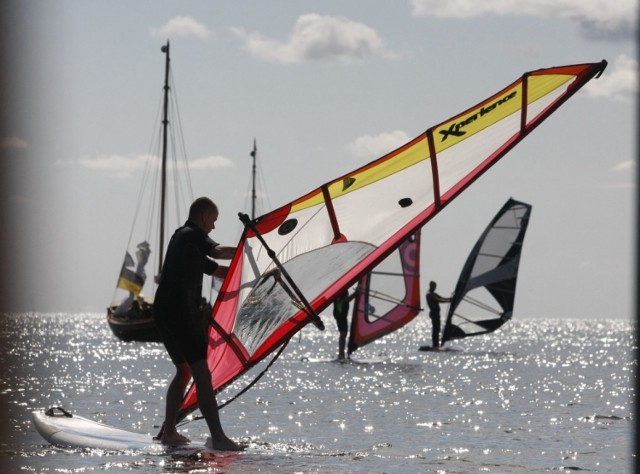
[153,197,242,450]
[426,280,451,350]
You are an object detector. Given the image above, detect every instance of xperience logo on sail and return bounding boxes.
[438,90,519,142]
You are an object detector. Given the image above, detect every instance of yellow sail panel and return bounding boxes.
[433,84,522,154]
[290,135,430,213]
[527,73,576,104]
[432,72,577,156]
[524,73,577,125]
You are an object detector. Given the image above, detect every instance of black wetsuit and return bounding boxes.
[332,291,350,333]
[426,290,443,348]
[154,220,218,365]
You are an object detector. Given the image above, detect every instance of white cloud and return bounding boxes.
[410,0,638,40]
[54,159,74,167]
[597,159,637,190]
[150,16,211,39]
[78,153,153,171]
[611,160,636,172]
[189,155,233,169]
[72,153,233,178]
[76,153,154,178]
[1,136,28,149]
[231,14,394,63]
[583,54,638,103]
[348,130,411,159]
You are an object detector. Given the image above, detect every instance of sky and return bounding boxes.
[0,1,637,321]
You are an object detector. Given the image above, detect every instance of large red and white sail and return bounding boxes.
[178,60,607,418]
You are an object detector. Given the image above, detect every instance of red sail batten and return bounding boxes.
[322,184,346,243]
[426,130,441,209]
[520,73,529,133]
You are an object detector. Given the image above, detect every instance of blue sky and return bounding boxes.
[0,1,637,320]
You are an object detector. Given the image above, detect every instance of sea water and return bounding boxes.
[0,312,635,473]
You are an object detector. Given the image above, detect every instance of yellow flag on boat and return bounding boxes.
[116,252,144,296]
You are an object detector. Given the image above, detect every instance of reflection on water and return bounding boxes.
[0,312,635,473]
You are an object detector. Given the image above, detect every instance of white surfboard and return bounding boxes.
[32,408,222,453]
[349,355,388,364]
[302,355,388,364]
[301,356,347,363]
[418,344,463,352]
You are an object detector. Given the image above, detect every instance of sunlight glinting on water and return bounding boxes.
[2,312,635,472]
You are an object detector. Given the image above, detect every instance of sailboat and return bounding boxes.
[31,61,606,450]
[106,41,205,342]
[438,198,532,347]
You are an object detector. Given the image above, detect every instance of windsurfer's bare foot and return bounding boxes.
[205,435,246,451]
[160,432,191,446]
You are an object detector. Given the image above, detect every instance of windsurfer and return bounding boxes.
[426,281,451,350]
[153,197,244,451]
[333,290,355,360]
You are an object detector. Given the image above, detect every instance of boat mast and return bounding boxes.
[250,139,257,220]
[158,41,170,275]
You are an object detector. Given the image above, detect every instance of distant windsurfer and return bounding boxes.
[426,281,451,350]
[333,290,355,360]
[153,197,244,451]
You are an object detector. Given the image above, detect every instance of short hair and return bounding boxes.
[189,197,218,220]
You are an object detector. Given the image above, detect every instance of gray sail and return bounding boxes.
[442,198,532,343]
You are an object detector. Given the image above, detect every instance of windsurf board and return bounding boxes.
[302,355,388,364]
[32,408,237,454]
[418,344,462,352]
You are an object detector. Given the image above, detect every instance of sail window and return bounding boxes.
[278,219,298,235]
[342,177,356,191]
[398,198,413,208]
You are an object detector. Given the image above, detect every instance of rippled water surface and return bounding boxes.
[0,313,635,472]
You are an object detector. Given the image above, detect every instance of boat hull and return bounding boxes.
[106,300,213,343]
[106,307,162,342]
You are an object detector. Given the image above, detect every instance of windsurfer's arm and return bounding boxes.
[210,245,236,260]
[435,292,451,303]
[212,264,229,280]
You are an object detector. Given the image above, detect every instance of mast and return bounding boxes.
[250,139,257,220]
[158,41,170,276]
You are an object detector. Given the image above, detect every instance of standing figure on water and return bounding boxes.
[153,197,244,451]
[425,280,451,350]
[332,290,355,360]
